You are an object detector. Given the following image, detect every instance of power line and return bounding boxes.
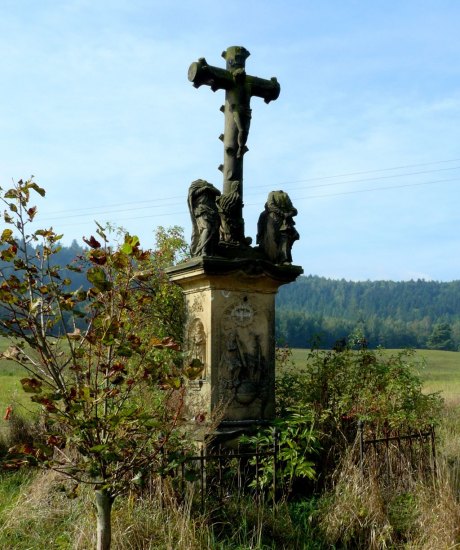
[272,157,460,186]
[285,176,460,202]
[40,160,460,221]
[253,165,460,193]
[45,177,459,229]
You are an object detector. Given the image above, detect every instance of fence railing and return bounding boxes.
[159,422,437,511]
[160,430,279,513]
[357,420,436,487]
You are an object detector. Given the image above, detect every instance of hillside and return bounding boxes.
[2,243,460,351]
[276,275,460,350]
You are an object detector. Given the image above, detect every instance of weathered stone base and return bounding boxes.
[167,256,302,437]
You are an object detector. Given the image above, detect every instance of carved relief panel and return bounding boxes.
[218,296,269,415]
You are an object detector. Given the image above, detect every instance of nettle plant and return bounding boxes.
[0,179,192,550]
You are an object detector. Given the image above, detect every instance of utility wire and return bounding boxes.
[259,176,460,203]
[46,176,459,229]
[41,161,460,221]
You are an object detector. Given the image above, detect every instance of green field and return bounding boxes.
[289,347,460,403]
[1,338,459,434]
[0,338,37,436]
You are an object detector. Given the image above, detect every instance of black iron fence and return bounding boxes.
[157,423,437,511]
[160,430,279,513]
[357,421,436,488]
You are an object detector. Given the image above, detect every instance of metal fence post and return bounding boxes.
[430,425,437,479]
[272,426,278,503]
[200,446,205,514]
[358,420,364,474]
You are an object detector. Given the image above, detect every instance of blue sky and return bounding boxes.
[0,1,459,281]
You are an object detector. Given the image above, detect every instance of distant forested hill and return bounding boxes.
[276,275,460,350]
[0,239,88,290]
[3,242,459,351]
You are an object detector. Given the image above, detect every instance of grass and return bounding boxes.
[0,471,305,549]
[1,342,459,548]
[288,347,460,403]
[0,337,36,436]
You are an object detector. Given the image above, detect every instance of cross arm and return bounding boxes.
[188,57,233,92]
[247,75,281,104]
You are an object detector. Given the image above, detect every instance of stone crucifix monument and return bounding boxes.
[188,46,280,247]
[167,46,302,438]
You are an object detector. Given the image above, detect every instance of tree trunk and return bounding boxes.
[95,489,114,550]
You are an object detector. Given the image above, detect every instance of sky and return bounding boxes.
[0,1,459,282]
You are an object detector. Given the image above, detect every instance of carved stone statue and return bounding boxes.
[216,180,249,245]
[219,329,265,406]
[257,190,299,264]
[188,319,207,379]
[188,179,221,257]
[188,46,280,247]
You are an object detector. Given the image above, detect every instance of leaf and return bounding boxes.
[3,211,13,223]
[30,396,58,412]
[1,228,13,241]
[27,206,37,221]
[115,345,133,358]
[3,405,13,421]
[95,221,107,242]
[120,242,133,255]
[79,386,92,402]
[26,182,46,197]
[185,360,205,380]
[89,444,109,454]
[0,287,17,304]
[0,245,18,261]
[83,235,101,249]
[20,378,43,393]
[120,234,140,255]
[152,336,180,351]
[87,266,111,291]
[2,346,21,360]
[161,376,182,390]
[88,249,107,265]
[4,189,18,199]
[34,229,54,238]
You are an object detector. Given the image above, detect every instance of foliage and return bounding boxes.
[143,225,188,344]
[0,179,192,549]
[276,275,460,350]
[276,336,443,487]
[241,409,318,497]
[427,321,457,351]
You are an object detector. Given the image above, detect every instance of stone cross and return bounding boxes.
[188,46,280,245]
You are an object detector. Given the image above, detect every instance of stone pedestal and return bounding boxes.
[166,257,302,435]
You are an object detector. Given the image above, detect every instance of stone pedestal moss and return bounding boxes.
[166,257,302,434]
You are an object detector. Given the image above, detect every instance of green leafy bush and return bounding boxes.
[242,408,318,497]
[276,336,443,485]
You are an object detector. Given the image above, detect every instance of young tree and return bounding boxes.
[427,322,456,351]
[0,179,191,550]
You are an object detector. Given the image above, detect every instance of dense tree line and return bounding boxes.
[3,244,459,351]
[276,275,460,350]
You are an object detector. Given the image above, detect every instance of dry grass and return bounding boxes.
[318,451,393,549]
[317,438,460,550]
[406,463,460,550]
[0,467,305,549]
[0,470,209,550]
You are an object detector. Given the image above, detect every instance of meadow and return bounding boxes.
[1,340,459,548]
[2,338,458,434]
[290,347,460,402]
[0,338,38,436]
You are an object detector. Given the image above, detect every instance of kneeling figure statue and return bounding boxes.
[257,190,299,264]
